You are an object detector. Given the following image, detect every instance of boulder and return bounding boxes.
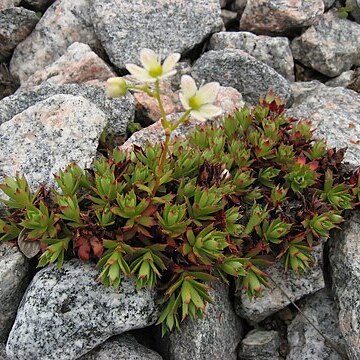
[191,49,293,105]
[325,70,355,88]
[157,281,243,360]
[10,0,100,83]
[329,211,360,360]
[0,94,107,189]
[287,289,346,360]
[209,31,294,81]
[0,0,21,11]
[21,42,115,89]
[6,259,159,360]
[240,0,324,35]
[80,334,162,360]
[0,7,39,62]
[291,11,360,77]
[0,243,30,342]
[346,0,360,23]
[287,84,360,166]
[235,245,325,323]
[89,0,223,69]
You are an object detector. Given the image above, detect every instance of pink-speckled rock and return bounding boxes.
[0,0,21,11]
[240,0,324,35]
[121,85,244,151]
[21,43,115,89]
[10,0,100,84]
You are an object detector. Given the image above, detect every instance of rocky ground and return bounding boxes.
[0,0,360,359]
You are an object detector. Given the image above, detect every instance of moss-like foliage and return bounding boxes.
[0,95,359,334]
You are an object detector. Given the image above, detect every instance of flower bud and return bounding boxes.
[106,77,128,98]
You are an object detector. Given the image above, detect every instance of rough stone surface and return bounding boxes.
[235,245,325,323]
[238,330,281,360]
[191,49,292,105]
[0,94,107,189]
[346,0,360,23]
[329,211,360,360]
[0,83,134,135]
[231,0,247,13]
[0,243,30,342]
[22,42,115,89]
[240,0,324,35]
[348,68,360,93]
[89,0,223,69]
[122,85,244,150]
[157,281,243,360]
[0,0,21,11]
[291,11,360,77]
[10,0,100,83]
[0,7,39,62]
[0,343,7,360]
[290,80,323,103]
[325,70,355,88]
[287,84,360,166]
[80,334,162,360]
[324,0,336,9]
[287,289,346,360]
[209,31,294,81]
[6,259,159,360]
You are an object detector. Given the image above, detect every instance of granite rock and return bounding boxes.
[89,0,223,69]
[287,289,346,360]
[6,259,159,360]
[0,0,21,11]
[231,0,247,13]
[209,31,294,81]
[287,84,360,166]
[291,11,360,77]
[238,330,281,360]
[0,7,39,62]
[0,343,7,360]
[80,334,162,360]
[22,42,115,89]
[157,281,243,360]
[122,85,244,150]
[10,0,100,83]
[0,94,107,189]
[325,70,355,88]
[235,245,325,323]
[191,49,292,105]
[346,0,360,23]
[323,0,336,9]
[329,211,360,360]
[290,80,323,103]
[0,83,134,136]
[240,0,324,35]
[0,243,30,342]
[348,68,360,93]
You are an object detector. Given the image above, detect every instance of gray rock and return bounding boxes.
[0,7,39,62]
[0,343,7,360]
[329,211,360,360]
[0,83,134,136]
[240,0,324,35]
[290,80,323,103]
[220,10,238,28]
[235,245,324,323]
[80,334,162,360]
[10,0,100,83]
[0,243,30,342]
[287,289,346,360]
[291,11,360,77]
[157,281,243,360]
[287,84,360,166]
[346,0,360,23]
[324,0,336,9]
[0,94,107,189]
[325,70,355,88]
[89,0,223,70]
[191,49,293,105]
[6,259,159,360]
[238,330,280,360]
[22,0,56,11]
[21,42,115,89]
[231,0,247,13]
[209,31,294,81]
[0,0,21,11]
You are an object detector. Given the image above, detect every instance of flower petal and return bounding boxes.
[190,110,207,122]
[162,53,181,73]
[179,93,191,110]
[196,82,220,104]
[180,75,197,99]
[198,104,222,119]
[140,48,159,71]
[126,64,153,82]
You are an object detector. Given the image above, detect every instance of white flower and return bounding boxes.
[106,77,128,97]
[179,75,222,121]
[126,49,180,82]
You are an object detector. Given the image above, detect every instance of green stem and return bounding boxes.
[155,80,169,130]
[171,109,192,131]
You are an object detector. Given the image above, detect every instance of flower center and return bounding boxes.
[188,95,201,110]
[149,64,163,78]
